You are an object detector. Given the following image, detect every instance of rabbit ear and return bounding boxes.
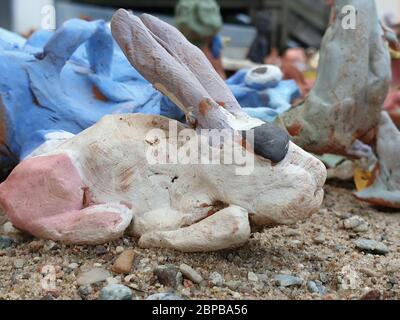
[139,13,241,114]
[111,9,235,129]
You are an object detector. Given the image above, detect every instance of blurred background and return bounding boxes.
[0,1,398,56]
[0,0,399,89]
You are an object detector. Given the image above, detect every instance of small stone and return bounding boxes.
[44,240,59,251]
[99,284,133,300]
[13,258,24,269]
[116,246,124,254]
[210,272,224,287]
[335,212,352,219]
[225,280,242,291]
[106,277,120,285]
[94,245,108,256]
[124,274,135,283]
[179,264,203,284]
[147,293,184,300]
[361,289,381,300]
[181,287,192,297]
[76,268,111,286]
[67,263,79,271]
[285,229,301,237]
[353,224,369,233]
[338,265,361,290]
[21,272,31,280]
[0,236,15,249]
[335,212,352,220]
[313,234,326,244]
[78,285,93,297]
[274,275,303,287]
[307,281,328,296]
[2,222,21,236]
[355,239,390,255]
[247,272,259,282]
[112,250,135,275]
[154,265,183,289]
[343,216,368,232]
[232,292,241,299]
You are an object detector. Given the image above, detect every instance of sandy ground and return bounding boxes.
[0,180,399,300]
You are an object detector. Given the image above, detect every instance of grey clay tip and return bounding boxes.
[243,123,290,163]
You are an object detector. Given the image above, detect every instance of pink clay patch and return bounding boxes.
[33,208,124,243]
[0,154,85,232]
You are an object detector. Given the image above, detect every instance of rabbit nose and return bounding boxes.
[243,123,290,163]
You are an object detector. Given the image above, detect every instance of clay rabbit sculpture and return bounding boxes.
[0,11,327,251]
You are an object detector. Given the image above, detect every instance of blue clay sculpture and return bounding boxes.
[0,19,298,169]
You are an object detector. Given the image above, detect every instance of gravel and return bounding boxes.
[0,183,399,300]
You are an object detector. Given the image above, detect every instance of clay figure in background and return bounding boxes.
[0,10,326,250]
[281,0,400,209]
[383,15,400,127]
[280,48,313,97]
[226,65,300,123]
[175,0,226,79]
[355,112,400,208]
[282,0,391,156]
[247,12,271,64]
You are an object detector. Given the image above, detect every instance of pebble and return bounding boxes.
[94,245,108,256]
[116,246,124,254]
[179,264,203,284]
[338,265,361,290]
[361,289,381,300]
[106,277,120,285]
[313,234,326,244]
[274,275,303,287]
[147,293,184,300]
[44,240,59,251]
[225,280,242,291]
[2,222,22,236]
[78,285,93,297]
[13,258,24,269]
[354,239,390,255]
[285,229,301,237]
[154,265,183,289]
[0,236,15,249]
[67,263,79,271]
[232,292,241,299]
[76,268,111,286]
[307,280,328,296]
[210,272,224,287]
[335,212,352,219]
[112,250,135,275]
[343,216,369,232]
[124,274,135,283]
[247,272,259,282]
[99,284,133,300]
